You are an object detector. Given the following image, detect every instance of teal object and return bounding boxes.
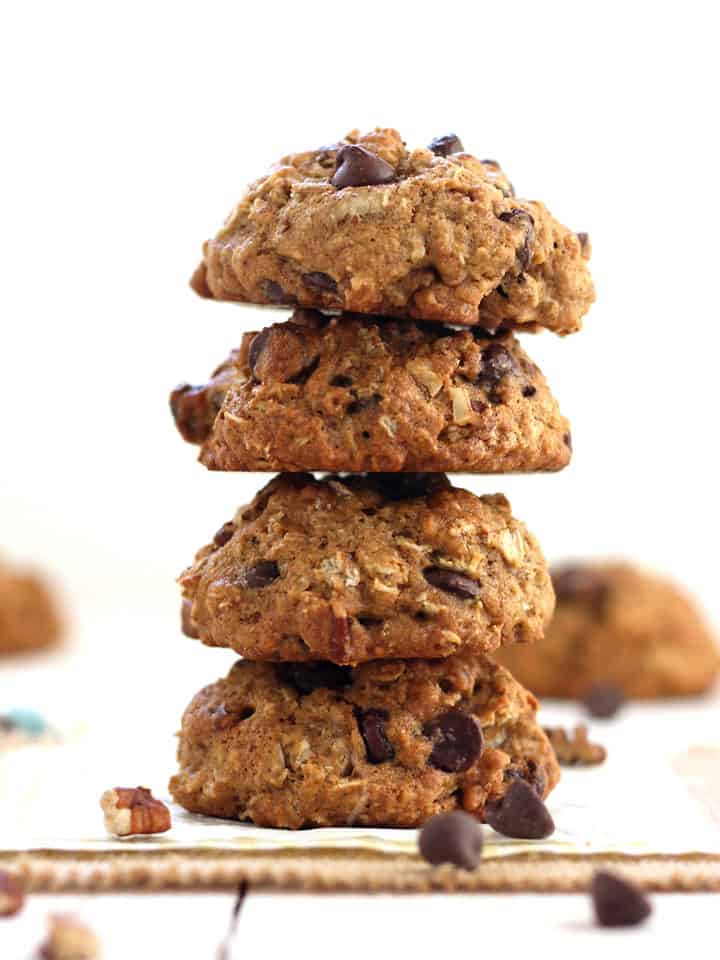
[4,709,48,735]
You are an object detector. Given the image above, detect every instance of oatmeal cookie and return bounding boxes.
[179,473,553,664]
[192,128,594,333]
[169,654,560,829]
[170,310,572,473]
[498,562,720,698]
[0,559,62,655]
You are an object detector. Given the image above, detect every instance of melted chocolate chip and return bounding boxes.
[374,473,449,501]
[591,871,652,927]
[248,329,272,377]
[286,356,319,386]
[237,561,280,589]
[213,522,236,548]
[485,779,555,839]
[169,383,218,444]
[498,208,535,272]
[428,133,464,157]
[423,567,481,600]
[424,711,483,772]
[477,343,518,402]
[303,272,338,294]
[262,280,296,305]
[330,374,354,388]
[359,709,394,763]
[331,145,396,189]
[180,599,199,639]
[582,683,625,719]
[419,811,484,869]
[277,662,353,696]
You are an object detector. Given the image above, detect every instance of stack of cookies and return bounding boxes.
[168,128,594,830]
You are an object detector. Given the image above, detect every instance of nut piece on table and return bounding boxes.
[100,786,171,837]
[39,913,101,959]
[543,724,607,766]
[0,869,25,917]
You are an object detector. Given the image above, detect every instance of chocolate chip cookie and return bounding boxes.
[169,654,560,828]
[498,562,720,698]
[192,128,594,333]
[171,310,572,474]
[180,473,553,664]
[0,559,62,655]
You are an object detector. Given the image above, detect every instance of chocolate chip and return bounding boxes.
[374,473,450,501]
[419,811,483,869]
[522,385,537,398]
[428,133,464,157]
[330,374,354,388]
[499,208,535,271]
[287,356,319,386]
[330,613,352,660]
[424,567,481,600]
[180,599,199,639]
[359,709,394,763]
[303,272,338,294]
[262,280,296,304]
[424,711,483,772]
[248,328,272,377]
[582,683,625,719]
[169,383,218,444]
[237,561,279,589]
[591,871,652,927]
[213,522,235,547]
[485,779,555,839]
[563,431,573,450]
[347,394,380,414]
[552,565,608,609]
[478,343,518,399]
[331,145,396,189]
[470,399,487,414]
[277,662,353,695]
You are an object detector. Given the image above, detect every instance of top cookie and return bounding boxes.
[192,128,594,334]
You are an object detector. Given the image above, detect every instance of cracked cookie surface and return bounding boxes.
[0,559,62,655]
[192,128,594,334]
[169,654,559,828]
[498,562,720,698]
[179,473,554,664]
[171,309,572,474]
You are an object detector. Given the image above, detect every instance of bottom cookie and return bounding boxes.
[170,654,559,829]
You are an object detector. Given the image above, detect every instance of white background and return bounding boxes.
[1,0,719,955]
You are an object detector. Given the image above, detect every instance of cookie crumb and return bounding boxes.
[543,725,607,766]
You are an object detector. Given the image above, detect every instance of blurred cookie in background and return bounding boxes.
[0,557,63,656]
[497,562,719,699]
